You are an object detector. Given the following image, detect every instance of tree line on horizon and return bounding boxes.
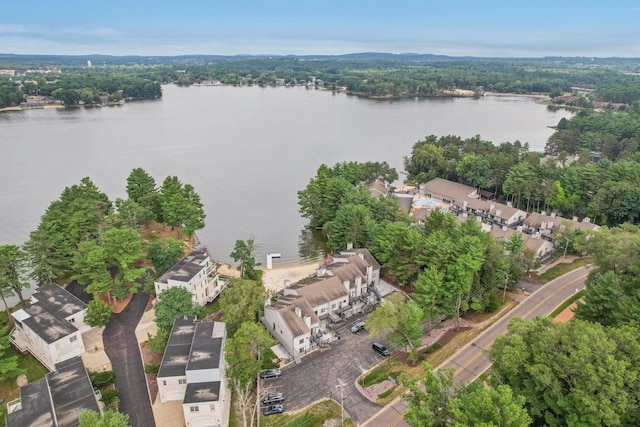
[3,56,640,108]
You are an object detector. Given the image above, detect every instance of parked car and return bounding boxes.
[263,403,285,416]
[372,342,390,356]
[260,368,282,379]
[350,321,366,333]
[262,392,285,405]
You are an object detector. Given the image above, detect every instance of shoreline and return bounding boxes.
[217,260,321,292]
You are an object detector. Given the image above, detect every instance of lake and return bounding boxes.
[0,85,572,284]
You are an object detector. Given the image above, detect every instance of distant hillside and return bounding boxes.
[1,52,639,67]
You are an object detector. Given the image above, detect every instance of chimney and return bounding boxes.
[303,315,311,329]
[284,279,291,288]
[572,216,578,222]
[343,279,350,290]
[346,242,354,250]
[358,252,364,261]
[355,275,362,296]
[551,212,556,218]
[507,201,513,207]
[490,202,495,211]
[366,264,373,284]
[583,217,591,223]
[316,266,326,277]
[295,306,302,317]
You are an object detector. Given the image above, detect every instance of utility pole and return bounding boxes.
[256,371,260,427]
[503,272,509,303]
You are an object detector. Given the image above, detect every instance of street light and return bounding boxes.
[336,382,346,426]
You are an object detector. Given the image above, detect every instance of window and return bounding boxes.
[299,348,304,354]
[331,304,336,309]
[190,406,199,413]
[70,335,77,343]
[68,317,75,323]
[320,308,325,313]
[210,404,216,412]
[179,379,186,385]
[163,380,167,386]
[299,339,304,344]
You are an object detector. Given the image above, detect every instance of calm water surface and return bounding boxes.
[0,85,573,275]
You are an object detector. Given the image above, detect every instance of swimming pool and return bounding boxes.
[415,199,440,207]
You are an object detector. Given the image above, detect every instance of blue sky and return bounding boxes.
[2,1,639,57]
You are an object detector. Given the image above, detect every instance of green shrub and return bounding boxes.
[378,385,397,399]
[89,370,116,388]
[100,389,120,411]
[144,362,160,374]
[423,342,442,354]
[147,329,169,354]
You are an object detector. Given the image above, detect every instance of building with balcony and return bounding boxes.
[263,248,380,361]
[10,284,91,371]
[155,251,227,306]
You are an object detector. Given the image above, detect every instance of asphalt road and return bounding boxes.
[103,291,155,427]
[262,317,390,424]
[362,266,591,427]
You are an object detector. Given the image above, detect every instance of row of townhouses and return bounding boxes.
[415,178,600,260]
[263,248,381,363]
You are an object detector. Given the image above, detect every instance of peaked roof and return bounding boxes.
[422,178,476,202]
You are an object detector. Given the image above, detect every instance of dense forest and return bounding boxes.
[2,54,640,107]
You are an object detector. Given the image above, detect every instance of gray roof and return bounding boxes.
[422,178,476,202]
[156,251,209,285]
[185,323,223,372]
[19,284,86,344]
[158,316,197,378]
[183,381,221,404]
[5,380,56,427]
[5,357,99,427]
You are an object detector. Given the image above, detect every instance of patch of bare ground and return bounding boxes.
[140,341,163,403]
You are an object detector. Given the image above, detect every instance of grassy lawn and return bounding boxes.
[550,290,585,318]
[260,399,353,427]
[538,257,593,283]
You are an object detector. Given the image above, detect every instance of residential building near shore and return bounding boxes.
[409,178,600,261]
[263,247,381,363]
[157,316,231,427]
[9,284,94,371]
[154,250,227,306]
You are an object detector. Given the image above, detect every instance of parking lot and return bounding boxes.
[259,317,393,424]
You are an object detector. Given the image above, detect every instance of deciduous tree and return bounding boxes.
[219,278,267,336]
[489,317,640,427]
[154,286,203,332]
[367,292,423,354]
[78,409,131,427]
[85,298,113,327]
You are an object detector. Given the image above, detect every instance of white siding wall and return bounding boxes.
[158,375,189,403]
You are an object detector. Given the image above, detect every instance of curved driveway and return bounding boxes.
[103,291,155,427]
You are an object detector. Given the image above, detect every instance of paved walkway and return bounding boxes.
[103,291,155,427]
